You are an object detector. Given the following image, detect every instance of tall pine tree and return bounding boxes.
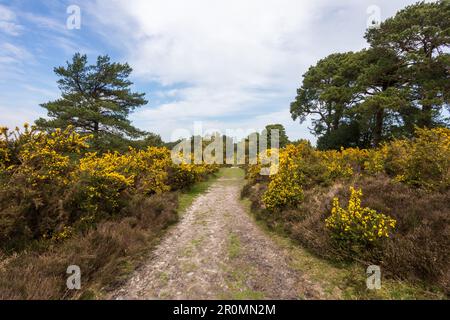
[365,0,450,128]
[291,1,450,149]
[36,53,148,149]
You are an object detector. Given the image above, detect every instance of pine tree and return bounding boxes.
[365,0,450,128]
[36,53,148,148]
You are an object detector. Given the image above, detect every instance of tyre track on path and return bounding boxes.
[111,169,322,300]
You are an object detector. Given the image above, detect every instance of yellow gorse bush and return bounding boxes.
[246,163,262,183]
[403,127,450,189]
[245,148,279,183]
[325,187,396,245]
[130,147,172,194]
[262,145,304,210]
[43,226,73,242]
[252,127,450,213]
[13,126,89,186]
[363,147,387,175]
[0,124,218,246]
[322,147,369,179]
[77,152,137,213]
[75,146,216,215]
[246,127,447,253]
[0,126,10,171]
[382,127,450,189]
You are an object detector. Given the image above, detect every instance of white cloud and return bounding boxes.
[1,42,33,61]
[88,0,421,142]
[88,0,322,140]
[90,0,321,88]
[21,84,58,99]
[0,4,23,36]
[22,13,64,32]
[0,0,424,142]
[0,43,35,83]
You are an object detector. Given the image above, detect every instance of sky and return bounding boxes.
[0,0,426,142]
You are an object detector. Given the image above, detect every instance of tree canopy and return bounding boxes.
[36,53,149,150]
[263,124,290,149]
[291,1,450,150]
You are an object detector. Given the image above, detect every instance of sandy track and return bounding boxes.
[110,171,320,300]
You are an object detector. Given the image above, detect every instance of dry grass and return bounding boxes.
[243,174,449,296]
[0,193,178,300]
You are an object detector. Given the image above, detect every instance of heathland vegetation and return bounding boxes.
[0,1,448,299]
[243,1,449,297]
[243,127,449,294]
[0,124,217,298]
[0,54,218,299]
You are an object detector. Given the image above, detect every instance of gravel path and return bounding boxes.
[110,169,321,300]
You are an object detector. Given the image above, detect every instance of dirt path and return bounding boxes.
[111,168,322,300]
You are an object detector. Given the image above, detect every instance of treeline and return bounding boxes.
[291,1,450,150]
[33,52,293,155]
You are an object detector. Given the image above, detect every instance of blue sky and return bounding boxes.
[0,0,423,142]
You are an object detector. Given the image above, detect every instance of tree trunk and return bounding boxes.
[373,83,388,147]
[94,121,99,133]
[373,107,384,147]
[332,113,340,131]
[419,103,433,128]
[419,48,434,128]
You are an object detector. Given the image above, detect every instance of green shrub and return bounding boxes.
[325,186,396,246]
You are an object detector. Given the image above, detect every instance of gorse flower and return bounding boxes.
[325,187,396,245]
[262,145,304,210]
[75,146,217,216]
[0,124,218,245]
[254,127,450,214]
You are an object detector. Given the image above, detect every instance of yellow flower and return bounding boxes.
[325,186,396,245]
